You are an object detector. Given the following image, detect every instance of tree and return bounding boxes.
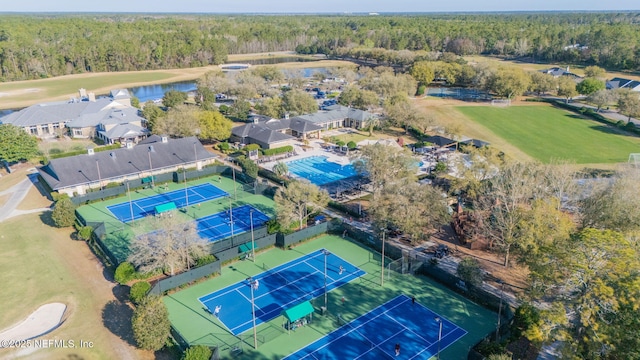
[114,262,136,284]
[274,180,329,230]
[449,145,503,200]
[529,72,557,95]
[410,61,435,85]
[128,212,208,276]
[488,68,531,99]
[282,89,318,116]
[162,89,188,108]
[182,345,212,360]
[527,228,640,359]
[51,197,77,228]
[352,144,416,199]
[195,86,216,109]
[579,166,640,235]
[372,181,449,241]
[616,89,640,122]
[250,65,284,83]
[457,258,483,287]
[0,124,39,163]
[556,77,578,103]
[228,100,251,121]
[153,105,199,137]
[272,162,288,177]
[196,110,232,141]
[141,102,165,132]
[583,65,606,79]
[129,281,151,305]
[237,157,258,179]
[576,78,605,96]
[132,296,170,351]
[586,89,617,112]
[477,161,545,267]
[255,96,284,119]
[131,96,140,108]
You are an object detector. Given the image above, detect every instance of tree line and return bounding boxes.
[2,12,640,81]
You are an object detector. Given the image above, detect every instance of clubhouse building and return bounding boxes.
[231,105,376,149]
[1,89,149,144]
[38,136,217,197]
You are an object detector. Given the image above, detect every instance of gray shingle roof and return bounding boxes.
[99,123,150,140]
[38,136,215,190]
[425,135,457,147]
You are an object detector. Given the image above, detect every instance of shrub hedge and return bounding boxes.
[50,143,121,159]
[262,145,294,156]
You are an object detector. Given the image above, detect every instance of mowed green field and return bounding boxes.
[456,105,640,164]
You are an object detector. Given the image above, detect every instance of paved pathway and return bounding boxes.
[0,171,51,223]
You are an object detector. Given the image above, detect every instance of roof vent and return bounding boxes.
[126,142,133,149]
[109,152,116,159]
[87,148,95,155]
[161,136,168,143]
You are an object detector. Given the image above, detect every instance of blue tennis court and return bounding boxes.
[195,204,270,243]
[199,249,366,335]
[284,294,467,360]
[285,156,358,185]
[107,183,227,222]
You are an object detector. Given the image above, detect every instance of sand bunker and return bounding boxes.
[0,303,66,343]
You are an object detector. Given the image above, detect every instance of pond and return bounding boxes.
[128,81,198,103]
[128,66,334,102]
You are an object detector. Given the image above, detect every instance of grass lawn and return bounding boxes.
[0,211,145,359]
[457,105,640,164]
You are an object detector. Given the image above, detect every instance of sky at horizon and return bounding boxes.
[1,0,639,14]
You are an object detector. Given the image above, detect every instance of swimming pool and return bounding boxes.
[285,156,358,185]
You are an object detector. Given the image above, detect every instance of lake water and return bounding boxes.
[128,81,198,103]
[128,66,333,102]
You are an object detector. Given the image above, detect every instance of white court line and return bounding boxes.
[409,327,463,360]
[353,327,403,359]
[289,296,411,359]
[302,259,336,282]
[383,312,434,345]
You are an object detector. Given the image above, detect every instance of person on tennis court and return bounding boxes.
[214,305,221,318]
[339,265,344,275]
[395,343,401,356]
[253,279,260,290]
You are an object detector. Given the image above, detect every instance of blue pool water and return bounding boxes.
[286,156,358,185]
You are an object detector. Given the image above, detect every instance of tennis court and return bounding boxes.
[285,156,358,185]
[195,204,270,243]
[284,294,467,360]
[107,183,227,222]
[199,249,366,335]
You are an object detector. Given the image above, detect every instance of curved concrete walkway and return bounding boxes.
[0,171,51,223]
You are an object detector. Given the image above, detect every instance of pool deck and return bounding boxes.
[261,140,351,173]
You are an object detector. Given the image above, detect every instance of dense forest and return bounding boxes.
[1,12,640,81]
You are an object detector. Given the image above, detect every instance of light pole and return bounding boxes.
[322,249,330,312]
[250,209,255,262]
[148,146,155,187]
[193,142,198,170]
[126,181,134,222]
[496,280,505,342]
[183,167,189,207]
[435,317,442,360]
[96,159,102,190]
[246,277,258,349]
[381,230,386,287]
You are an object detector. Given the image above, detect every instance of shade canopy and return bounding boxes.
[154,201,177,214]
[282,301,314,323]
